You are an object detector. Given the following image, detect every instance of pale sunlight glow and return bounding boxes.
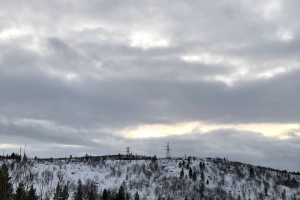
[66,73,78,81]
[0,28,30,40]
[276,29,293,41]
[181,54,224,65]
[130,31,168,49]
[46,69,80,82]
[257,67,286,79]
[0,144,21,149]
[55,144,85,148]
[123,121,299,139]
[260,0,282,20]
[123,122,200,138]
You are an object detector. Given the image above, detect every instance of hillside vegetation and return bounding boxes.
[0,155,299,199]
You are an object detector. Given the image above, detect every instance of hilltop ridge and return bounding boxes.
[1,156,299,199]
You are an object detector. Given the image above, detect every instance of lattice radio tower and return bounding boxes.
[126,147,130,155]
[165,142,171,159]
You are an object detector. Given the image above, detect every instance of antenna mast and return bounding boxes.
[126,147,130,155]
[165,142,171,159]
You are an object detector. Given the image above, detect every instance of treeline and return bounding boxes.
[34,154,156,163]
[0,152,22,161]
[72,179,142,200]
[256,166,300,176]
[1,153,300,200]
[0,163,39,200]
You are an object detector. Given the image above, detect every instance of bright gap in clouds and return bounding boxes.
[0,28,30,40]
[276,29,294,42]
[130,31,169,49]
[181,53,300,85]
[0,144,21,149]
[123,122,299,139]
[181,54,225,65]
[45,69,80,82]
[261,0,282,20]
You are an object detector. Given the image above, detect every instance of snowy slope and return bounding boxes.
[1,157,300,199]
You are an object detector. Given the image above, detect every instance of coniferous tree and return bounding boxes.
[157,195,164,200]
[61,185,69,200]
[109,189,118,199]
[151,155,157,162]
[27,185,38,200]
[291,193,297,200]
[192,170,197,182]
[282,189,286,200]
[118,185,126,200]
[264,184,268,196]
[86,184,96,200]
[16,154,22,162]
[249,166,255,178]
[102,189,108,200]
[15,182,27,200]
[199,182,205,197]
[125,192,130,200]
[186,162,190,169]
[201,171,204,181]
[0,163,13,200]
[199,162,205,170]
[187,156,191,164]
[11,153,16,159]
[189,168,193,179]
[134,191,140,200]
[54,183,62,200]
[180,168,184,179]
[74,179,83,200]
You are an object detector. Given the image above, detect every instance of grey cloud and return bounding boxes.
[286,132,299,138]
[129,129,300,171]
[0,0,300,170]
[0,122,91,146]
[1,55,300,129]
[14,128,297,171]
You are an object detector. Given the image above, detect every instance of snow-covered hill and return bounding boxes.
[1,156,300,199]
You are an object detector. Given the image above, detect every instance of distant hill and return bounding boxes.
[1,156,299,199]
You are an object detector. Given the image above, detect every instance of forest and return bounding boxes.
[0,153,299,200]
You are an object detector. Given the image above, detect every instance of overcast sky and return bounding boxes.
[0,0,299,171]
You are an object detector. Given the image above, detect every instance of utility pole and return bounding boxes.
[165,142,171,159]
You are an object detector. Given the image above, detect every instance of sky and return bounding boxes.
[0,0,299,171]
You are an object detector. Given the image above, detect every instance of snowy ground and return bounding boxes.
[1,157,300,199]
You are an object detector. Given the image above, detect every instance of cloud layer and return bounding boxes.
[0,0,299,170]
